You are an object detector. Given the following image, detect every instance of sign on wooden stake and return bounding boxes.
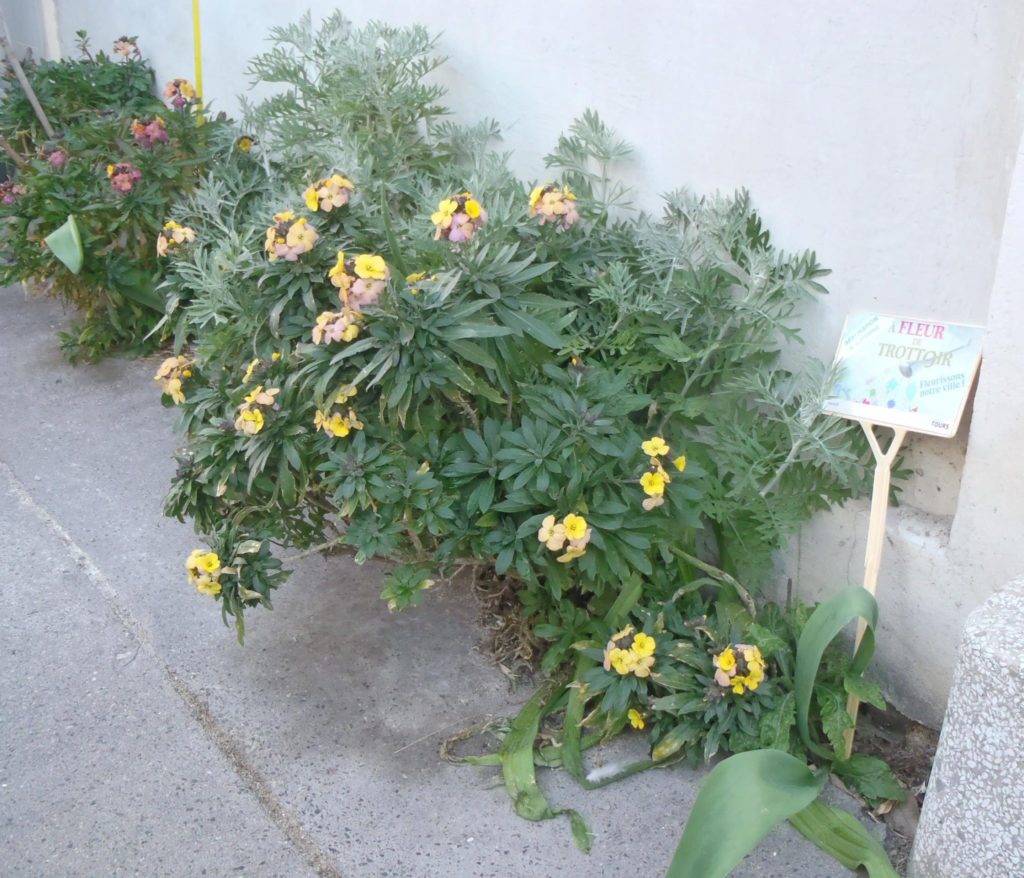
[822,313,984,757]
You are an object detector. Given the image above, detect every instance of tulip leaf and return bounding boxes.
[43,214,84,274]
[795,586,878,758]
[665,749,826,878]
[499,682,592,851]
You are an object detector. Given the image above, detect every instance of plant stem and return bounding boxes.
[671,547,756,618]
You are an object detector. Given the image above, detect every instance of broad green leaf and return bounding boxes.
[499,683,592,851]
[44,214,83,274]
[789,800,899,878]
[665,750,826,878]
[843,674,886,711]
[832,754,906,805]
[795,587,878,758]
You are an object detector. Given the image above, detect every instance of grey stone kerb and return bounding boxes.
[909,577,1024,877]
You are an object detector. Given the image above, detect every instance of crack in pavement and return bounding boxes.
[1,458,344,878]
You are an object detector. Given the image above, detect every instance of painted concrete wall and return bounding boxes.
[38,1,1024,724]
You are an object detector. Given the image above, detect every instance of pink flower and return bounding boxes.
[163,79,197,111]
[45,147,67,169]
[0,179,26,205]
[107,162,142,194]
[131,116,168,149]
[112,37,140,60]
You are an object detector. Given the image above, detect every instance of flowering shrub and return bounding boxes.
[0,35,229,360]
[159,12,895,827]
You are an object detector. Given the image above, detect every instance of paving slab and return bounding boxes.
[0,286,866,877]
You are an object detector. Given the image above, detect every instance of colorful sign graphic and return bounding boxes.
[823,313,984,437]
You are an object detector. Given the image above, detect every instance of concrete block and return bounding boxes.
[909,577,1024,877]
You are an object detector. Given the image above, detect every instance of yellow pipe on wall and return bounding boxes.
[192,0,203,122]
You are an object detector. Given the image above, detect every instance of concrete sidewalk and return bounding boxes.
[0,286,864,877]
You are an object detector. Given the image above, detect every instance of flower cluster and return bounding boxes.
[603,625,657,678]
[186,549,222,596]
[528,184,579,230]
[154,355,193,404]
[112,36,141,60]
[42,145,67,169]
[303,174,355,212]
[431,192,486,243]
[712,644,766,695]
[163,78,197,110]
[329,251,389,310]
[156,220,196,257]
[0,179,26,205]
[264,211,319,261]
[235,385,279,435]
[130,116,168,148]
[537,512,592,563]
[107,162,142,193]
[313,384,364,438]
[638,436,687,510]
[313,309,361,345]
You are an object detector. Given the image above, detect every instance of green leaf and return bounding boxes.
[499,683,592,851]
[665,750,826,878]
[758,690,796,751]
[843,674,886,711]
[789,800,899,877]
[832,754,906,805]
[43,214,83,274]
[795,587,878,758]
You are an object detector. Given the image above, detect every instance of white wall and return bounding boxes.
[47,0,1024,725]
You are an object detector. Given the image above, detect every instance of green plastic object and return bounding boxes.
[44,214,83,274]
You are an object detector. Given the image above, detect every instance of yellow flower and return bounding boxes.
[715,647,737,672]
[406,271,427,284]
[243,385,279,406]
[354,253,388,280]
[106,163,115,177]
[341,323,360,342]
[431,198,458,228]
[673,454,687,472]
[632,654,655,678]
[609,648,636,676]
[536,514,567,551]
[732,681,747,695]
[556,545,586,563]
[640,471,667,497]
[529,186,544,208]
[236,136,254,153]
[314,410,351,438]
[464,198,481,219]
[627,708,645,730]
[335,384,358,404]
[164,377,185,405]
[194,577,222,596]
[641,436,670,457]
[235,408,265,435]
[285,217,318,250]
[271,352,281,361]
[242,359,260,384]
[632,632,656,658]
[562,513,587,541]
[304,185,320,212]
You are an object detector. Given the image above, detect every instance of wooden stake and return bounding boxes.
[843,421,906,758]
[0,21,55,139]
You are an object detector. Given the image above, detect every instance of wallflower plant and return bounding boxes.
[153,14,899,875]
